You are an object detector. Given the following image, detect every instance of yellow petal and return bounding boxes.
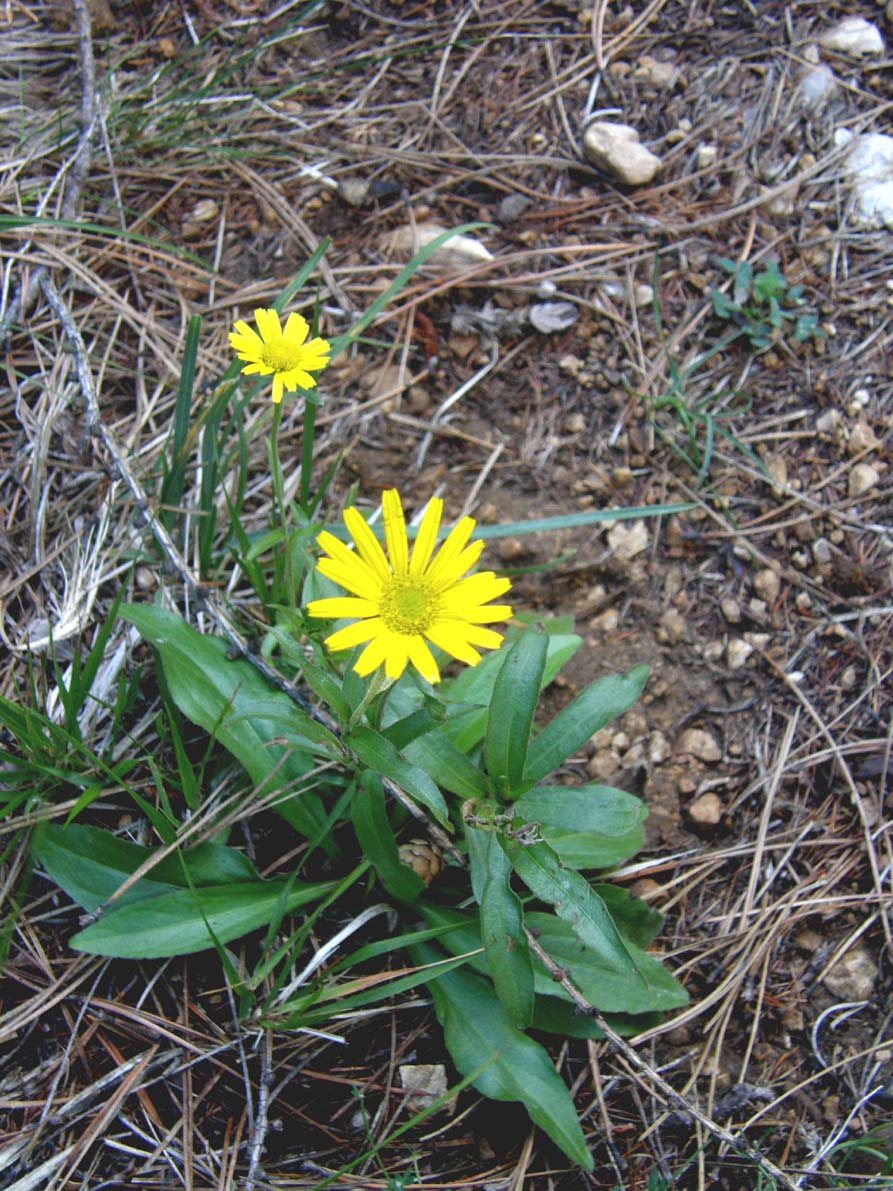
[433,539,485,588]
[271,374,285,402]
[284,311,310,345]
[410,497,442,575]
[324,618,382,651]
[407,635,441,683]
[305,597,378,620]
[455,603,514,624]
[344,507,390,581]
[383,489,409,574]
[254,308,281,342]
[229,323,263,354]
[354,633,393,677]
[317,556,381,601]
[301,338,331,366]
[425,623,482,666]
[426,516,476,584]
[440,572,512,610]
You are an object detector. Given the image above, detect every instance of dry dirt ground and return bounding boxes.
[1,1,892,1188]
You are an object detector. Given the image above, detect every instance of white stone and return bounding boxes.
[835,129,893,230]
[754,568,781,605]
[384,222,494,271]
[823,945,878,1001]
[631,55,678,89]
[813,538,833,565]
[721,597,742,624]
[798,63,838,108]
[819,16,884,57]
[677,728,722,762]
[726,638,753,670]
[582,122,662,187]
[648,731,671,764]
[849,462,880,498]
[688,791,723,826]
[696,143,718,170]
[816,408,842,435]
[607,519,649,560]
[848,419,880,456]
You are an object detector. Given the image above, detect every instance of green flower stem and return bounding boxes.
[300,393,317,515]
[268,402,296,609]
[348,670,394,732]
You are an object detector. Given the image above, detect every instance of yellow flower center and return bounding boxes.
[380,575,439,635]
[261,343,303,373]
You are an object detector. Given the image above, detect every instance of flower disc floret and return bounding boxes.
[229,307,331,403]
[306,489,513,684]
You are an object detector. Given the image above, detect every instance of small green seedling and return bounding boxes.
[710,257,821,351]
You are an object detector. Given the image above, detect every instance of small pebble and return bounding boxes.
[849,462,880,498]
[587,750,621,780]
[677,728,722,762]
[753,569,781,605]
[648,731,671,764]
[721,597,742,624]
[819,16,884,57]
[658,608,687,643]
[813,538,833,565]
[687,791,723,826]
[848,419,880,456]
[726,638,753,670]
[607,519,649,561]
[823,945,878,1001]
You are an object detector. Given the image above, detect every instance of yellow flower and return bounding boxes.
[306,490,513,684]
[229,308,331,403]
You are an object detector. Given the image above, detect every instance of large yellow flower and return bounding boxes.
[306,490,513,684]
[229,308,330,403]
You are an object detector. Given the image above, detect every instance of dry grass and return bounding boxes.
[1,1,892,1187]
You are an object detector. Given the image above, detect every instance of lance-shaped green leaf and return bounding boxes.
[71,879,333,958]
[352,772,426,903]
[345,724,450,825]
[513,784,647,869]
[524,666,649,785]
[485,629,547,798]
[412,943,593,1170]
[403,728,486,800]
[501,836,652,1011]
[442,630,581,754]
[34,823,259,913]
[122,604,335,847]
[472,829,534,1028]
[527,911,689,1015]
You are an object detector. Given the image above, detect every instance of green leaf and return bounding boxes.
[527,911,689,1015]
[34,823,258,913]
[513,785,647,869]
[345,724,450,826]
[485,630,547,798]
[592,884,664,948]
[476,830,534,1028]
[381,707,441,751]
[352,773,426,903]
[524,666,649,785]
[403,728,487,800]
[442,631,582,754]
[501,837,646,1010]
[412,944,593,1170]
[531,994,661,1040]
[71,879,333,958]
[122,604,334,847]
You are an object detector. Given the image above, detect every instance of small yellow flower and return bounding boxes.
[229,307,331,403]
[306,490,513,684]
